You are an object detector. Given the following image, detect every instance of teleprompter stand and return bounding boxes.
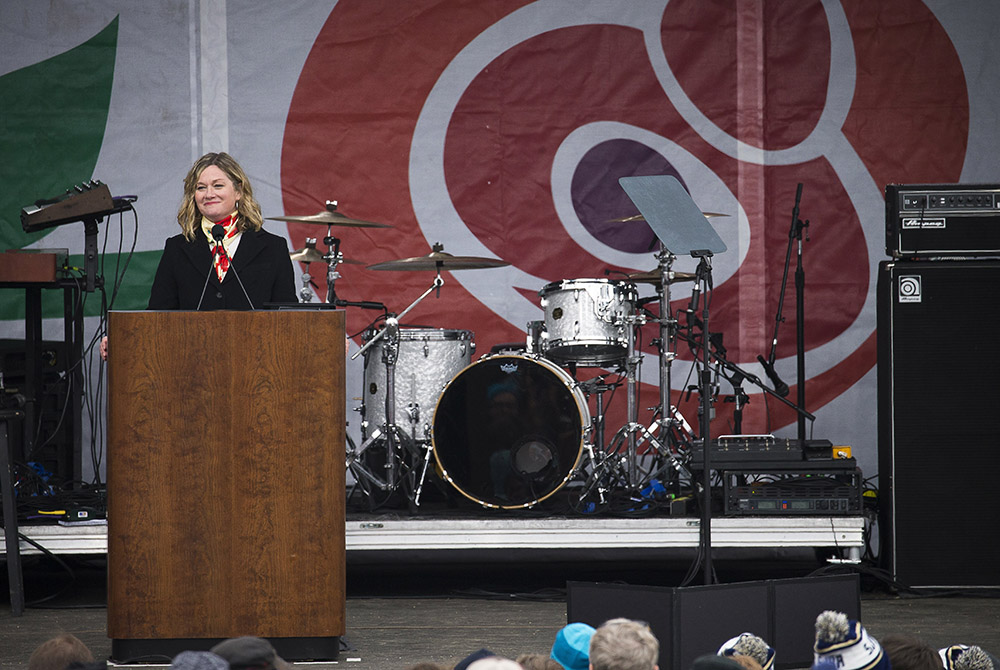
[619,175,727,585]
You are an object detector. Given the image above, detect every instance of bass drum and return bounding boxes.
[432,354,589,509]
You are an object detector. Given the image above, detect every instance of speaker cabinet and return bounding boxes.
[567,576,859,670]
[878,260,1000,587]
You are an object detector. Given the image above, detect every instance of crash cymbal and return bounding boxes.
[289,247,364,264]
[627,269,697,285]
[367,249,510,271]
[607,212,728,223]
[269,210,391,228]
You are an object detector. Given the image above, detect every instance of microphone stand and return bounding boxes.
[793,195,809,441]
[758,183,809,441]
[691,250,715,585]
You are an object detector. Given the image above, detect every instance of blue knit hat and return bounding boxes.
[550,622,596,670]
[813,611,890,670]
[718,632,776,670]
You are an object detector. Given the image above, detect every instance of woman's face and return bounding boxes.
[194,164,241,223]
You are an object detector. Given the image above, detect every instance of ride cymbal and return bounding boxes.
[268,210,391,228]
[367,249,510,271]
[607,212,728,223]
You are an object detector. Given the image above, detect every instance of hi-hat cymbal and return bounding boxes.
[607,212,728,223]
[367,249,510,271]
[289,247,364,264]
[268,210,391,228]
[627,269,697,285]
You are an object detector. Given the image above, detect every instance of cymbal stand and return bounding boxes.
[323,225,345,304]
[299,238,318,302]
[348,273,445,503]
[651,251,696,485]
[623,311,645,486]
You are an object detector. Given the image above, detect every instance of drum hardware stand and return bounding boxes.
[298,237,319,302]
[645,249,700,487]
[581,311,688,498]
[323,227,345,304]
[348,273,446,505]
[576,374,618,455]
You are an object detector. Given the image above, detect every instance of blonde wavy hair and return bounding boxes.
[177,152,264,241]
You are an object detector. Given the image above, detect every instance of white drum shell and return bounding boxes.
[538,278,636,366]
[362,328,474,442]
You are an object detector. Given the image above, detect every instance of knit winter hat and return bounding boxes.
[813,611,890,670]
[550,622,596,670]
[170,651,229,670]
[940,645,1000,670]
[718,632,776,670]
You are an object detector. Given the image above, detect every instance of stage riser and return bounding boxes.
[6,517,864,557]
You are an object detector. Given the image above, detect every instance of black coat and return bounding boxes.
[147,228,297,310]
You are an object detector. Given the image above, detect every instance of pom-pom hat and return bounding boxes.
[813,611,890,670]
[718,632,776,670]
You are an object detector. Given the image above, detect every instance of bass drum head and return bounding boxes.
[432,354,586,509]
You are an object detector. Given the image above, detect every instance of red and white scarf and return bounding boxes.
[201,213,240,281]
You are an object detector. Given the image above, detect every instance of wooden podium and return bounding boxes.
[106,310,345,661]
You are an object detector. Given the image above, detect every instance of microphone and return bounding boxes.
[687,280,701,314]
[194,228,224,310]
[212,224,256,310]
[757,354,790,397]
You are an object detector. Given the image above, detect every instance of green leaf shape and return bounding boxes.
[0,249,161,322]
[0,16,119,252]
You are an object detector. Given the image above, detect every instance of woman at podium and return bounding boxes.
[146,152,297,310]
[100,153,296,359]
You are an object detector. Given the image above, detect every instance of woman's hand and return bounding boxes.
[100,335,108,361]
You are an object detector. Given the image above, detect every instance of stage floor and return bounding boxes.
[1,556,998,670]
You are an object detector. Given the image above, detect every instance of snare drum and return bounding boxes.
[432,354,589,509]
[362,328,474,442]
[538,278,636,366]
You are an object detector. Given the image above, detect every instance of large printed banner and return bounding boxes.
[2,0,997,481]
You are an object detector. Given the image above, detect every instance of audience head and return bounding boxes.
[880,635,939,670]
[466,659,523,670]
[516,653,563,670]
[718,633,774,670]
[170,651,229,670]
[588,618,659,670]
[210,636,290,670]
[456,649,501,670]
[28,634,95,670]
[550,623,596,670]
[812,611,890,670]
[941,645,1000,670]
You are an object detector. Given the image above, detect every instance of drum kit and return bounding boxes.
[270,202,726,512]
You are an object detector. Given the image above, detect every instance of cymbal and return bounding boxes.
[627,269,697,285]
[268,210,391,228]
[289,247,364,265]
[367,249,510,271]
[607,212,728,223]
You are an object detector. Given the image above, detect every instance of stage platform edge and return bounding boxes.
[4,515,864,556]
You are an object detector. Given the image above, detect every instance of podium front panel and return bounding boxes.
[107,310,346,641]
